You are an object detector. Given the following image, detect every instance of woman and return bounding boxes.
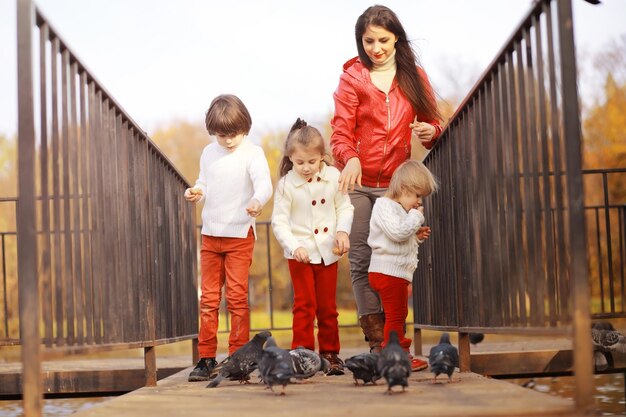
[330,5,442,369]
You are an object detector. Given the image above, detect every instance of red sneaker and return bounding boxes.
[409,355,428,372]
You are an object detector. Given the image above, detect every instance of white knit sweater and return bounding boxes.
[194,137,273,239]
[367,197,424,281]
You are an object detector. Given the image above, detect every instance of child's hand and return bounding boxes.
[246,198,262,217]
[184,187,203,203]
[416,226,431,241]
[293,247,310,264]
[333,231,350,256]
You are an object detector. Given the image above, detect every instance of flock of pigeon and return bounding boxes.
[202,329,463,395]
[198,321,626,395]
[199,319,626,398]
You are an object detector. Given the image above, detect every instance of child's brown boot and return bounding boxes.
[321,352,345,376]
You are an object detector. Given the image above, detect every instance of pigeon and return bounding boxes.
[345,352,381,385]
[376,330,411,394]
[469,333,484,345]
[206,330,272,388]
[289,347,329,379]
[428,332,459,383]
[592,321,626,371]
[258,337,303,394]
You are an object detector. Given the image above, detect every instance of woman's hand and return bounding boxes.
[293,247,310,264]
[184,187,203,203]
[410,117,436,145]
[333,231,350,256]
[338,157,362,194]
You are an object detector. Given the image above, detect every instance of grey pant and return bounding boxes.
[348,186,387,317]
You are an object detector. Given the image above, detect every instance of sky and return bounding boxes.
[1,0,625,140]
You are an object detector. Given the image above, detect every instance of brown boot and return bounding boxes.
[320,352,344,376]
[359,313,385,353]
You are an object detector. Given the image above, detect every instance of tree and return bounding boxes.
[580,35,626,307]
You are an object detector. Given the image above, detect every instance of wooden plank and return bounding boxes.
[0,357,191,396]
[471,350,574,377]
[68,364,576,417]
[17,0,42,415]
[556,0,593,411]
[0,368,186,396]
[38,21,53,348]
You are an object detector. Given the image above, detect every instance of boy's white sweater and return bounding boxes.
[367,197,424,281]
[194,137,272,239]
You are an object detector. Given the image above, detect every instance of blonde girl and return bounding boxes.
[367,159,437,370]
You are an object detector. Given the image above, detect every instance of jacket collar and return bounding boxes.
[343,57,398,91]
[286,162,330,188]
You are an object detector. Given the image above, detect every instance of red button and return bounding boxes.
[317,177,321,182]
[312,200,316,206]
[308,178,312,183]
[321,198,326,204]
[314,229,319,234]
[323,227,328,232]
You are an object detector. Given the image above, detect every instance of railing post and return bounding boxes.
[144,346,157,387]
[412,327,422,356]
[17,0,42,415]
[192,338,199,365]
[557,0,592,411]
[458,332,471,373]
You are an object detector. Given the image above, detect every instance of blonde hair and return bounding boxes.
[386,160,438,199]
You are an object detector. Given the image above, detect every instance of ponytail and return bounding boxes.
[278,118,330,178]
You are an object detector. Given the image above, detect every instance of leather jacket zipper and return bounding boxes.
[376,93,391,187]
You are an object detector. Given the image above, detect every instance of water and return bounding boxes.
[515,373,626,416]
[0,396,111,417]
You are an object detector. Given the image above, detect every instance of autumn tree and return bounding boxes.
[580,35,626,308]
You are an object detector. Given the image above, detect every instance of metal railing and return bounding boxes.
[585,168,626,318]
[414,0,592,410]
[5,167,621,342]
[15,1,197,414]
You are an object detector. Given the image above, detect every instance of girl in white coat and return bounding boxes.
[271,119,354,375]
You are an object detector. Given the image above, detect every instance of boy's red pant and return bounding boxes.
[368,272,412,351]
[288,259,340,353]
[198,229,254,358]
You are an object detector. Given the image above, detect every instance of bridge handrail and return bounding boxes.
[415,0,592,408]
[16,0,198,413]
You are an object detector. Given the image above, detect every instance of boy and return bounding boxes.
[185,94,273,381]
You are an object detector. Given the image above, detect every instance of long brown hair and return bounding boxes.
[355,5,442,122]
[278,118,332,178]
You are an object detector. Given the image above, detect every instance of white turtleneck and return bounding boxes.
[369,50,397,94]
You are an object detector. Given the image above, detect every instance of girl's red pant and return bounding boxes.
[198,229,254,358]
[288,259,340,353]
[368,272,412,351]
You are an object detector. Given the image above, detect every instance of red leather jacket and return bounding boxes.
[330,57,442,188]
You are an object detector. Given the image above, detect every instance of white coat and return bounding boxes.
[272,163,354,265]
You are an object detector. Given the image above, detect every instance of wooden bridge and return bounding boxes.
[4,0,626,415]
